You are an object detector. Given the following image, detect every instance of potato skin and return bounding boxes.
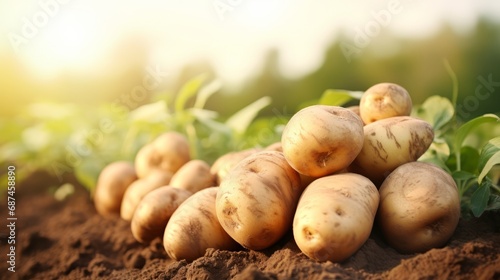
[216,151,302,250]
[377,162,460,253]
[131,186,191,243]
[94,161,137,216]
[163,187,239,261]
[170,160,215,193]
[281,105,364,177]
[360,83,412,125]
[293,173,379,262]
[210,148,261,185]
[351,116,434,185]
[120,171,173,221]
[135,132,191,178]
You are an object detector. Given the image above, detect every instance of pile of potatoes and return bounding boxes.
[93,82,461,263]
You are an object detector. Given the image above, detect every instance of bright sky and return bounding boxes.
[1,0,499,85]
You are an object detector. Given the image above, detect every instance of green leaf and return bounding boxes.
[478,151,500,184]
[470,181,491,217]
[318,89,363,106]
[226,96,272,135]
[478,137,500,174]
[129,100,169,122]
[193,79,221,109]
[415,95,454,131]
[452,170,477,183]
[174,74,207,112]
[453,114,499,171]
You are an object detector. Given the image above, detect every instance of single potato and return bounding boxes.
[135,132,191,178]
[281,105,364,177]
[163,187,239,261]
[377,162,460,253]
[293,173,379,262]
[170,159,215,193]
[120,171,173,221]
[351,116,434,185]
[210,148,261,185]
[359,83,412,125]
[131,186,192,243]
[93,161,137,216]
[216,151,302,250]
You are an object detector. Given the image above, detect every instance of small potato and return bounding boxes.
[135,132,191,178]
[210,148,261,185]
[281,105,364,177]
[170,160,215,193]
[94,161,137,216]
[120,171,173,221]
[359,83,412,125]
[131,186,192,243]
[216,151,302,250]
[164,187,239,261]
[264,142,283,152]
[293,173,379,262]
[351,116,434,185]
[377,162,460,253]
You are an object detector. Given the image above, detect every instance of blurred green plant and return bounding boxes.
[0,75,279,194]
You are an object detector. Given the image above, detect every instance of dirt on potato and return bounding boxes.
[0,171,499,280]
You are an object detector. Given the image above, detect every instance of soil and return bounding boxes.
[1,171,499,280]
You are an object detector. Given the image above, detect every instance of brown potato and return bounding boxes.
[94,161,137,216]
[351,116,434,185]
[170,159,215,193]
[135,132,191,178]
[359,83,412,125]
[120,171,173,221]
[131,186,192,243]
[210,148,261,185]
[377,162,460,253]
[216,151,302,250]
[163,187,239,261]
[293,173,379,262]
[281,105,364,177]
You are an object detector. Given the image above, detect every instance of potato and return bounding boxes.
[377,162,460,253]
[94,161,137,216]
[210,148,261,185]
[131,186,192,243]
[264,141,283,152]
[163,187,239,261]
[359,83,412,125]
[347,105,361,119]
[120,171,173,221]
[135,132,191,178]
[170,160,215,193]
[281,105,364,177]
[351,116,434,185]
[293,173,379,262]
[216,151,302,250]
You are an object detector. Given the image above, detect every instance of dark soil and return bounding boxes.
[1,171,499,280]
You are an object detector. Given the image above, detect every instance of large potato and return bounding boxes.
[120,171,173,221]
[163,187,239,261]
[216,151,302,250]
[131,186,192,243]
[377,162,460,253]
[293,173,379,262]
[359,83,412,125]
[281,105,364,177]
[135,132,191,178]
[351,116,434,185]
[93,161,137,216]
[170,159,215,193]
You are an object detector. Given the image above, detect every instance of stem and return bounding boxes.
[443,59,461,171]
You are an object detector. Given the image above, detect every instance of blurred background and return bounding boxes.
[1,0,500,187]
[1,0,499,118]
